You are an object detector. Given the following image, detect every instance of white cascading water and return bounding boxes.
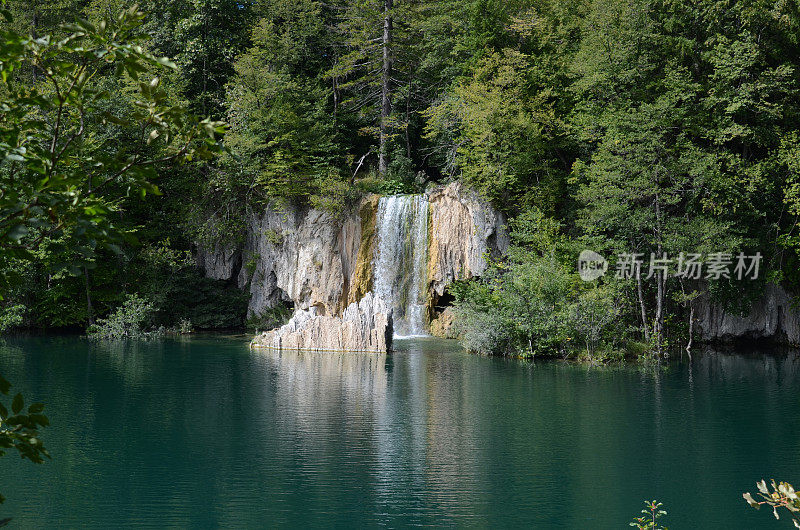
[373,195,430,337]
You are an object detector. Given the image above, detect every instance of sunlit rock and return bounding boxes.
[427,181,509,297]
[251,292,393,353]
[430,307,458,339]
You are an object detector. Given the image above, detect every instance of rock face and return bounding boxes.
[430,307,458,339]
[197,200,370,319]
[427,181,510,296]
[237,206,362,318]
[251,293,393,352]
[196,181,509,350]
[696,284,800,346]
[196,241,239,281]
[199,182,800,349]
[197,182,508,321]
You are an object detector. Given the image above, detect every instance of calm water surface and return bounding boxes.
[1,335,799,528]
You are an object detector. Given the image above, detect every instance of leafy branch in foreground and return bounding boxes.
[0,4,225,280]
[0,374,49,504]
[744,480,800,528]
[0,3,225,509]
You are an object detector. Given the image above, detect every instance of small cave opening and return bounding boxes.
[275,294,295,320]
[486,231,498,256]
[430,288,456,319]
[250,292,295,332]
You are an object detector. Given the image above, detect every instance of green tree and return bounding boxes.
[220,0,345,211]
[170,0,252,116]
[575,95,735,352]
[328,0,397,175]
[569,0,800,352]
[452,208,621,358]
[423,0,582,214]
[0,6,223,261]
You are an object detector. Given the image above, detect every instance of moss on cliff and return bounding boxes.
[348,195,379,305]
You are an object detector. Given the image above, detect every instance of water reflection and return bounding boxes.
[692,346,800,383]
[0,337,799,528]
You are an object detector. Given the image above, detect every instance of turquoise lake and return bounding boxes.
[1,335,798,528]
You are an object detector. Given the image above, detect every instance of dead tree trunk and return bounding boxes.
[637,273,650,342]
[653,193,665,356]
[378,0,393,175]
[686,303,694,360]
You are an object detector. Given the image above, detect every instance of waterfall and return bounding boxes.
[373,195,430,337]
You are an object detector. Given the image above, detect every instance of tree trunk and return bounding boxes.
[202,5,208,116]
[686,303,694,360]
[32,11,39,81]
[379,0,393,176]
[405,78,413,160]
[637,273,650,342]
[655,266,664,356]
[653,193,665,356]
[678,278,693,360]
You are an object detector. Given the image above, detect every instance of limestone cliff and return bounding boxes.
[251,293,392,352]
[427,181,509,296]
[197,182,508,324]
[196,241,239,281]
[696,284,800,346]
[237,206,359,318]
[346,196,379,307]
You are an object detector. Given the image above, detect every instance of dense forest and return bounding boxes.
[2,0,800,359]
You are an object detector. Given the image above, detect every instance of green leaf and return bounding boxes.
[30,414,48,427]
[27,402,44,414]
[61,23,85,33]
[11,393,23,415]
[155,57,177,69]
[75,18,96,33]
[743,492,760,508]
[5,224,27,242]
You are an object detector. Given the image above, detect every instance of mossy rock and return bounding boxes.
[348,195,379,306]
